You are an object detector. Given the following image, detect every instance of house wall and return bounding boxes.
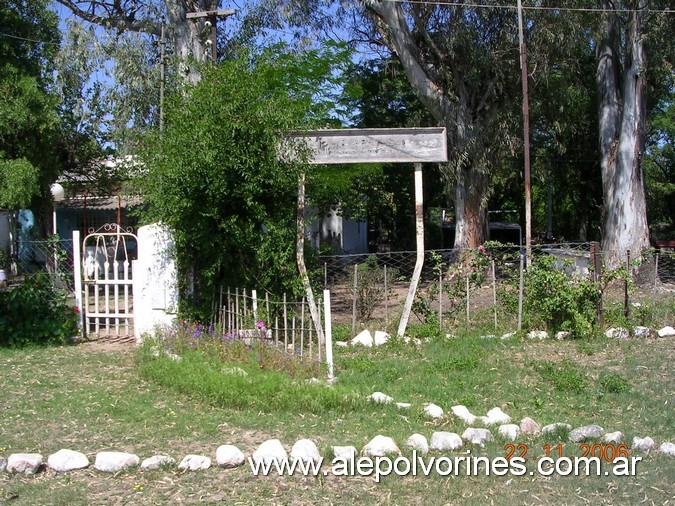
[312,208,368,254]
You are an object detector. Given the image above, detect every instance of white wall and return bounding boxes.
[133,223,179,342]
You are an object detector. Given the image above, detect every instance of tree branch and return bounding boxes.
[55,0,161,36]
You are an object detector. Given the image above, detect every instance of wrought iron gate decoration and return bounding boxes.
[81,224,137,340]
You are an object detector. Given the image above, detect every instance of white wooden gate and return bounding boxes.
[77,224,137,341]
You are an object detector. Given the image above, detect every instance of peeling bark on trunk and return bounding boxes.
[454,168,489,248]
[597,2,650,269]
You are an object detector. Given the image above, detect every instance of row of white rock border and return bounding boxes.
[3,406,674,476]
[341,326,675,347]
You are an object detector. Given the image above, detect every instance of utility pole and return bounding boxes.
[159,16,166,133]
[186,8,235,65]
[517,0,532,265]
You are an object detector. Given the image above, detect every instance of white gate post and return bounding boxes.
[398,162,425,337]
[323,289,334,381]
[72,230,84,334]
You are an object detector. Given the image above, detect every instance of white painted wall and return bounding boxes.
[315,208,368,254]
[133,223,179,342]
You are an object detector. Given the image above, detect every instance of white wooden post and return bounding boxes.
[398,162,424,337]
[252,289,258,322]
[323,289,334,381]
[72,230,84,334]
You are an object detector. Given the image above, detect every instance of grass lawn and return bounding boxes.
[1,334,674,505]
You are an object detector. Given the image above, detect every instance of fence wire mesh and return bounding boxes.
[314,243,675,330]
[9,239,75,292]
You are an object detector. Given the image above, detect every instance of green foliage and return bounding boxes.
[522,254,600,338]
[0,273,78,347]
[0,1,64,210]
[355,255,397,320]
[534,359,588,394]
[599,372,631,394]
[138,322,362,413]
[0,157,40,209]
[140,44,350,309]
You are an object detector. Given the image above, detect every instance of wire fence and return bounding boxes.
[7,239,75,292]
[314,243,675,331]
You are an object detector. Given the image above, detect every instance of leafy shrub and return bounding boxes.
[523,254,600,338]
[599,373,631,394]
[356,255,398,320]
[0,272,78,347]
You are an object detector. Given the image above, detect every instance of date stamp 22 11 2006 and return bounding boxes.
[504,442,631,463]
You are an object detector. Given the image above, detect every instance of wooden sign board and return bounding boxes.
[285,127,447,164]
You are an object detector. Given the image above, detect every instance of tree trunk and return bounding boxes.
[454,167,489,248]
[55,0,218,84]
[596,2,650,269]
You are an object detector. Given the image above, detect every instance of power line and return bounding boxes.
[0,31,60,46]
[381,0,674,14]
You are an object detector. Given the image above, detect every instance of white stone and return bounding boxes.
[520,417,541,436]
[405,434,429,455]
[47,449,89,472]
[451,405,477,425]
[498,424,521,441]
[7,453,43,475]
[500,332,516,340]
[351,329,374,347]
[477,416,492,426]
[290,439,321,463]
[430,432,463,451]
[335,341,349,347]
[94,452,140,473]
[527,330,549,339]
[633,326,651,338]
[485,407,511,425]
[569,424,604,443]
[369,392,394,404]
[659,442,675,457]
[555,331,570,340]
[396,402,411,409]
[222,367,248,377]
[362,435,400,457]
[461,428,494,447]
[632,436,656,452]
[215,445,245,468]
[424,403,444,419]
[374,331,390,346]
[657,326,675,337]
[141,455,175,471]
[603,432,624,444]
[605,327,629,339]
[333,446,358,462]
[0,458,5,473]
[541,423,572,435]
[178,455,211,471]
[252,439,287,466]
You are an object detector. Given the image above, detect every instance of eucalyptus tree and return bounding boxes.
[595,0,674,267]
[54,0,223,84]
